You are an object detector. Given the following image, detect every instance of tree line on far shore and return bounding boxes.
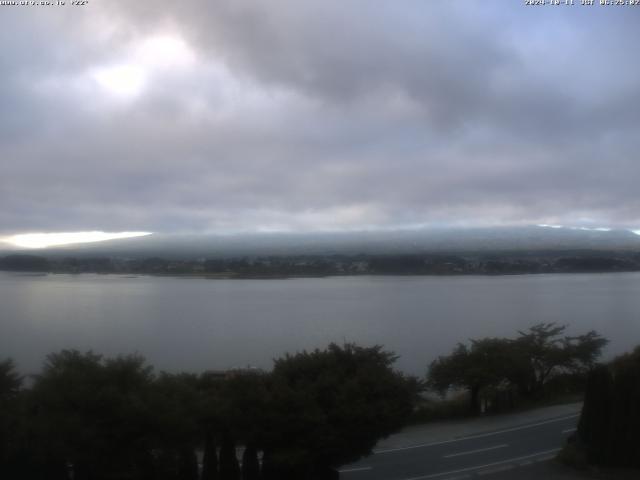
[3,251,640,277]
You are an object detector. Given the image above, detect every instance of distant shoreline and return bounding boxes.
[3,268,640,281]
[3,249,640,279]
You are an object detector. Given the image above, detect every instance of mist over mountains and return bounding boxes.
[4,226,640,260]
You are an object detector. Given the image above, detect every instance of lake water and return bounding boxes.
[1,272,639,376]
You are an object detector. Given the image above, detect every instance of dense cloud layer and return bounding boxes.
[1,1,639,235]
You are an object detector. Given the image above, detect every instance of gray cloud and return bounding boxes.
[1,1,640,235]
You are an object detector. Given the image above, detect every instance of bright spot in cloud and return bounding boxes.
[92,65,146,97]
[88,34,195,99]
[135,35,196,69]
[2,231,152,249]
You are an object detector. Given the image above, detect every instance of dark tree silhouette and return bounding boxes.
[576,346,640,468]
[219,432,241,480]
[241,444,260,480]
[261,343,420,478]
[428,324,608,414]
[514,323,607,397]
[201,431,219,480]
[27,351,158,480]
[151,372,202,480]
[428,338,517,414]
[2,343,420,480]
[0,359,22,397]
[576,365,612,465]
[0,359,23,478]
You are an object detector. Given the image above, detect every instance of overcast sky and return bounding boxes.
[1,0,639,236]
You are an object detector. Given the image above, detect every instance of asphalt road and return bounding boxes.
[339,412,579,480]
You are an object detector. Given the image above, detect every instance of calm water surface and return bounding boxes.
[1,272,639,375]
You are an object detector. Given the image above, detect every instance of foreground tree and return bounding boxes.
[575,365,612,465]
[428,338,517,414]
[4,343,421,480]
[514,323,608,397]
[261,343,421,479]
[27,351,157,480]
[0,359,22,398]
[0,359,23,478]
[428,323,608,413]
[218,373,269,480]
[576,346,640,468]
[151,372,202,480]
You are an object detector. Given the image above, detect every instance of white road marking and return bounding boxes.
[400,448,562,480]
[562,427,577,433]
[535,454,556,462]
[338,466,372,473]
[477,464,514,476]
[443,444,508,458]
[375,414,578,454]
